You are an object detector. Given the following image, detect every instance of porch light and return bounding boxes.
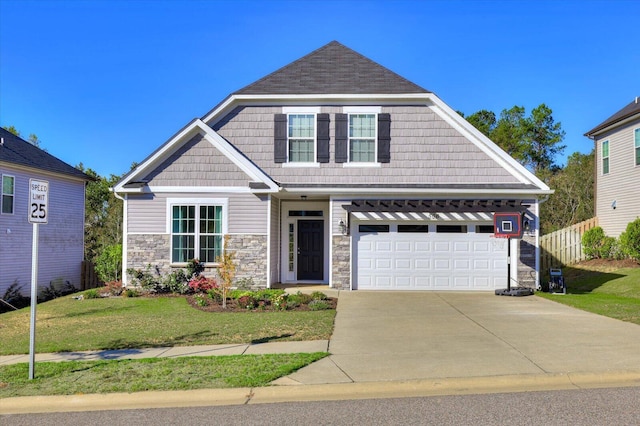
[339,219,348,235]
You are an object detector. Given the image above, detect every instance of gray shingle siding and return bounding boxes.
[212,105,520,185]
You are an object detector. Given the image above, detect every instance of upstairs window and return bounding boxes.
[635,128,640,166]
[171,204,224,264]
[1,175,14,214]
[288,114,315,163]
[602,140,610,175]
[349,114,376,163]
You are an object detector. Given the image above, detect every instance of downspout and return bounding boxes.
[535,194,551,290]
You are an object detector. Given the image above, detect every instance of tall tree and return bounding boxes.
[1,126,42,148]
[539,150,594,234]
[463,104,566,176]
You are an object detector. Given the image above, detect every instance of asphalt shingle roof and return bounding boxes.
[0,128,92,180]
[585,97,640,136]
[234,41,430,95]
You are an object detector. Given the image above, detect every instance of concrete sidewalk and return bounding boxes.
[0,340,329,366]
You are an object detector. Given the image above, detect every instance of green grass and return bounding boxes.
[0,353,328,397]
[537,264,640,324]
[0,295,336,355]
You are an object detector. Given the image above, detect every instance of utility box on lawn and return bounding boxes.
[548,269,566,294]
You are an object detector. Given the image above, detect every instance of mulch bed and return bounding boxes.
[576,258,640,270]
[185,295,337,313]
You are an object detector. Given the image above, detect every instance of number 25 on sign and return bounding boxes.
[29,179,49,224]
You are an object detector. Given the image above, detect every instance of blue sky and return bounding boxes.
[1,0,638,177]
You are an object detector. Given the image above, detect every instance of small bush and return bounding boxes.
[272,293,287,311]
[122,288,139,298]
[288,291,313,305]
[311,291,327,301]
[582,227,607,259]
[85,289,100,299]
[308,300,330,311]
[188,276,218,293]
[104,281,123,296]
[186,258,204,278]
[237,294,257,309]
[194,294,208,307]
[95,244,122,283]
[255,289,285,301]
[620,218,640,262]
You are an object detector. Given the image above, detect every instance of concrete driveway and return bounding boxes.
[283,291,640,385]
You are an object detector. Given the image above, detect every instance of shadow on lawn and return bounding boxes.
[251,334,293,344]
[561,266,625,294]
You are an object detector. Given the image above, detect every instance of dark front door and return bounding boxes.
[297,220,324,280]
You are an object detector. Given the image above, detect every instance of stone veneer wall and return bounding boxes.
[332,235,351,290]
[126,234,267,288]
[518,234,537,289]
[224,235,268,288]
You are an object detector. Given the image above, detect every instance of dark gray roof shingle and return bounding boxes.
[585,97,640,136]
[234,41,430,95]
[0,128,92,180]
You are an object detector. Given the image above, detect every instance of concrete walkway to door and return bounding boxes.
[276,291,640,385]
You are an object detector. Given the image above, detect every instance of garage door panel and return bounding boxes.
[355,222,507,290]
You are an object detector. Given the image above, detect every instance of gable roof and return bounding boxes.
[233,41,430,95]
[585,97,640,137]
[0,128,92,181]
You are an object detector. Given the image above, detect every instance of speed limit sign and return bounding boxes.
[28,179,49,224]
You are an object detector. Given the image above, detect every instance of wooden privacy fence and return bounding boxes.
[540,217,598,272]
[81,261,100,290]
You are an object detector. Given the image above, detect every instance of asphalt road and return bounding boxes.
[3,386,639,425]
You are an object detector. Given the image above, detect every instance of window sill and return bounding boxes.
[282,162,320,168]
[342,162,381,168]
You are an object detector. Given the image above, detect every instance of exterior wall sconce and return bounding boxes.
[339,219,349,235]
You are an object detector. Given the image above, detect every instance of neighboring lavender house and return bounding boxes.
[585,97,640,237]
[0,128,92,296]
[114,41,552,291]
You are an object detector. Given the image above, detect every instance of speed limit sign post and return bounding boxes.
[28,179,49,379]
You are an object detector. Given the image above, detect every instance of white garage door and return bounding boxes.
[355,222,508,290]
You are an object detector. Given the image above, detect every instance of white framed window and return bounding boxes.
[288,113,316,163]
[349,113,377,163]
[602,140,610,175]
[634,128,640,167]
[1,175,15,214]
[168,198,227,264]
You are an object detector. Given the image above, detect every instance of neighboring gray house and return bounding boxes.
[585,97,640,237]
[114,41,551,291]
[0,128,92,296]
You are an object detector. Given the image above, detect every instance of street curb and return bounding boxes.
[3,371,640,414]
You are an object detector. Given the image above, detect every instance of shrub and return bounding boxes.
[582,227,607,259]
[104,280,123,296]
[308,299,331,311]
[272,293,287,311]
[188,276,218,293]
[311,291,327,301]
[127,266,191,294]
[0,281,30,312]
[620,218,640,262]
[255,289,285,301]
[288,291,312,305]
[186,258,204,278]
[85,289,100,299]
[122,288,139,298]
[237,294,257,310]
[95,244,122,282]
[194,294,207,307]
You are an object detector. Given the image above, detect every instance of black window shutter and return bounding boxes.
[377,113,391,163]
[274,114,287,163]
[335,113,348,163]
[317,113,330,163]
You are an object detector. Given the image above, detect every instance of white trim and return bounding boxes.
[1,173,15,215]
[282,106,321,113]
[601,139,610,175]
[286,112,318,165]
[343,106,382,113]
[121,194,128,285]
[266,194,272,289]
[342,162,381,168]
[634,128,640,167]
[282,162,320,168]
[281,187,554,196]
[149,186,253,194]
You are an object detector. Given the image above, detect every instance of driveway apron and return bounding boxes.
[285,292,640,384]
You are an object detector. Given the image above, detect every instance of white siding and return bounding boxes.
[0,165,85,295]
[594,119,640,237]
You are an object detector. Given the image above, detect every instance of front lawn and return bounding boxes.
[0,353,328,397]
[0,294,336,355]
[537,260,640,324]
